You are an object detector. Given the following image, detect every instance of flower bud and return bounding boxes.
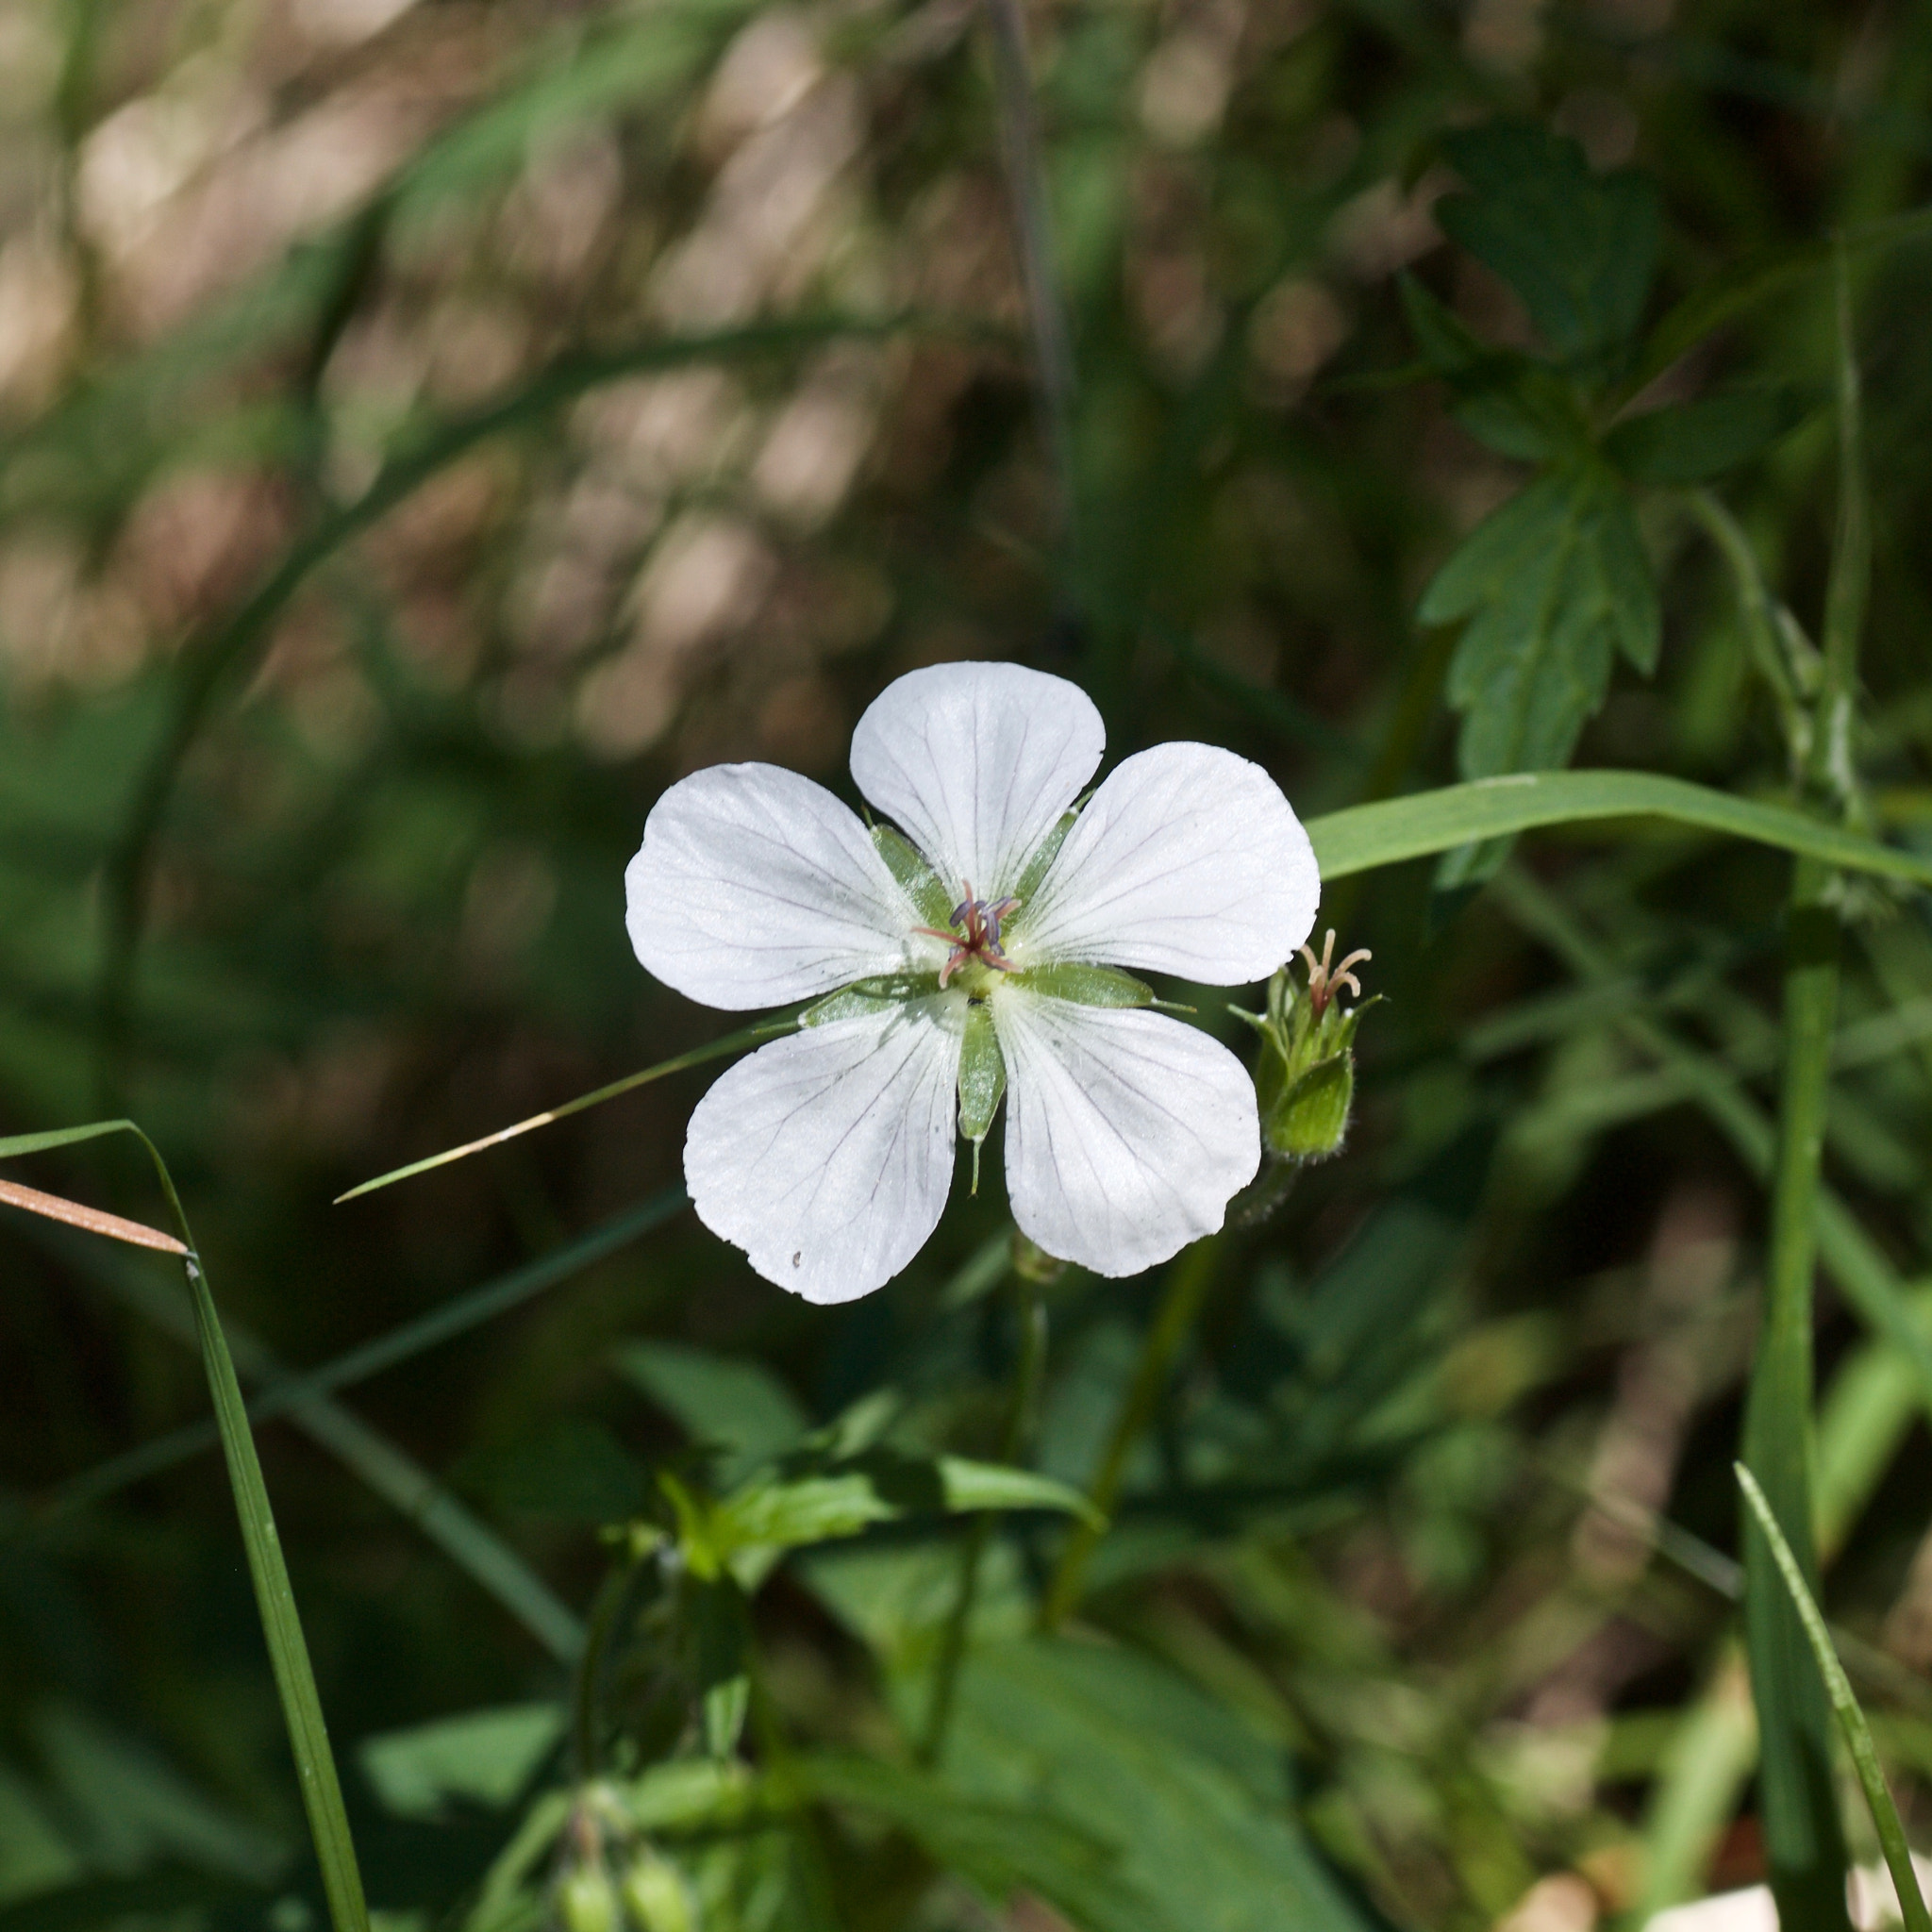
[1010,1230,1067,1285]
[1241,931,1377,1166]
[621,1853,697,1932]
[559,1864,624,1932]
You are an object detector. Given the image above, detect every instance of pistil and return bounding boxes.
[915,882,1022,991]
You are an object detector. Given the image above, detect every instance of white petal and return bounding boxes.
[992,990,1258,1278]
[684,1003,962,1304]
[1011,741,1319,984]
[627,762,936,1010]
[849,661,1105,899]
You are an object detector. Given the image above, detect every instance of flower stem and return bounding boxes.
[1039,1239,1220,1631]
[1743,860,1851,1930]
[1741,256,1865,1932]
[921,1269,1045,1763]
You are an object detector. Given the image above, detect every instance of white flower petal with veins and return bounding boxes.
[684,1003,964,1304]
[992,989,1259,1277]
[626,762,939,1009]
[1013,740,1319,984]
[850,661,1105,899]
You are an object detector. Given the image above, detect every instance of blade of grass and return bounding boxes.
[1,1120,368,1932]
[1305,770,1932,889]
[1741,871,1846,1932]
[23,1224,583,1661]
[0,1175,187,1254]
[336,1022,792,1201]
[1739,1464,1932,1932]
[10,1186,690,1522]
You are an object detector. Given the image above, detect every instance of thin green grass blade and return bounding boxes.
[182,1248,372,1932]
[1738,1465,1932,1932]
[1742,868,1850,1929]
[20,1224,583,1660]
[0,1121,369,1932]
[16,1187,689,1522]
[1306,771,1932,887]
[336,1022,791,1201]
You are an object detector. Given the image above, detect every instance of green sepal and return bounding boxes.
[1250,975,1382,1164]
[1008,963,1154,1008]
[801,974,942,1027]
[1010,808,1079,905]
[872,824,954,924]
[958,1005,1006,1194]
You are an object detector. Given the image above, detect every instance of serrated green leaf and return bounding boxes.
[1605,386,1812,484]
[1438,123,1658,372]
[1421,466,1658,777]
[1396,275,1582,460]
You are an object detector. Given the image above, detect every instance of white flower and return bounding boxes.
[625,661,1320,1303]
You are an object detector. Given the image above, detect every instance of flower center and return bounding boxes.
[915,882,1021,994]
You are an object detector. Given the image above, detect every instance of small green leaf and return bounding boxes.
[613,1341,808,1486]
[1438,122,1659,373]
[936,1457,1104,1529]
[700,1449,1099,1570]
[872,824,955,924]
[1421,464,1658,777]
[1008,963,1154,1008]
[1606,386,1812,484]
[359,1704,563,1820]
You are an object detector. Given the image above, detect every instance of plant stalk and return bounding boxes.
[921,1270,1043,1762]
[1040,1239,1219,1630]
[1742,859,1850,1929]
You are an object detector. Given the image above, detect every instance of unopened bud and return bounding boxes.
[621,1853,697,1932]
[559,1865,623,1932]
[1241,931,1378,1166]
[1010,1231,1067,1285]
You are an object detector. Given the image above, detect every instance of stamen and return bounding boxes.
[913,880,1021,990]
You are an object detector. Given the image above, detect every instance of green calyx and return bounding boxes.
[958,1005,1006,1193]
[1235,947,1379,1164]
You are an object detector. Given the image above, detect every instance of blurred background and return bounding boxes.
[4,0,1932,1927]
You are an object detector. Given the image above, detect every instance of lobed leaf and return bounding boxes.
[1421,465,1659,780]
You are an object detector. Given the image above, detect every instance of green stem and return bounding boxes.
[921,1271,1043,1763]
[1039,1239,1220,1631]
[1743,860,1850,1930]
[1818,240,1870,820]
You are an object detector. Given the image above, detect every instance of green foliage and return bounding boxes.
[10,5,1932,1930]
[1435,125,1659,376]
